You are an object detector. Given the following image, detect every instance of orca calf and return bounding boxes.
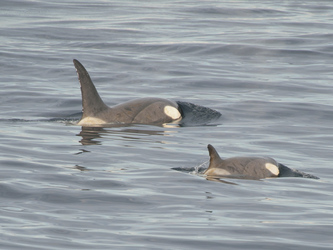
[204,144,319,179]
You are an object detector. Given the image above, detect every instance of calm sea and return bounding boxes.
[1,0,333,249]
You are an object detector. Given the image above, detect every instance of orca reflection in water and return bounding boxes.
[205,144,319,180]
[73,59,221,126]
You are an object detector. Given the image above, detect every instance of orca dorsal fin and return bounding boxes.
[207,144,223,168]
[73,59,109,118]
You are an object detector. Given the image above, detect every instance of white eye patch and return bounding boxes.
[164,106,181,120]
[265,163,279,176]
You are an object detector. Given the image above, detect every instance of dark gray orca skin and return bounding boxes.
[204,144,319,180]
[73,59,221,126]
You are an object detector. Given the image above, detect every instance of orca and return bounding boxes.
[204,144,319,179]
[73,59,221,126]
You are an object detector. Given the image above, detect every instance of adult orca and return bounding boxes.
[73,59,221,126]
[204,144,319,179]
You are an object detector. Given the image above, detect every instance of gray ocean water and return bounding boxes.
[1,1,333,249]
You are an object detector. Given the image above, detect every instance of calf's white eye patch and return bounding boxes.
[265,163,279,176]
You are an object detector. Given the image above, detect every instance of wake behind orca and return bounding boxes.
[73,59,221,127]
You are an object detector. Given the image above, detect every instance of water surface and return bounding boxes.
[1,1,333,249]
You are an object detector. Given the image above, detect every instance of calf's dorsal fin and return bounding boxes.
[207,144,223,169]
